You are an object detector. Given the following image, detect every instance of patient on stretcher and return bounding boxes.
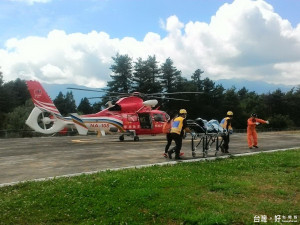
[187,118,207,133]
[187,118,225,134]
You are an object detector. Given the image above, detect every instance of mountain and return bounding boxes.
[214,79,295,94]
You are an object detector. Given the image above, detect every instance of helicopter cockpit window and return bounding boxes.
[153,113,164,122]
[127,114,138,122]
[108,104,121,111]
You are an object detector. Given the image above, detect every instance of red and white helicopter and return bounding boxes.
[25,80,197,141]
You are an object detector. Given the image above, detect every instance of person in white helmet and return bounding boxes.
[220,111,234,153]
[167,109,191,160]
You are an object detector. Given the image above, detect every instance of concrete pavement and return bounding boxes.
[1,131,300,186]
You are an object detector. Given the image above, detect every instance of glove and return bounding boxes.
[256,122,260,125]
[266,120,269,124]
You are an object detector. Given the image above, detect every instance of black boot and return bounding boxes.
[175,155,183,160]
[168,149,174,159]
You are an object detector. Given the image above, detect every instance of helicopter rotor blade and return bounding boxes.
[67,87,105,93]
[87,95,121,100]
[67,87,131,96]
[147,91,203,96]
[67,86,200,101]
[147,96,190,101]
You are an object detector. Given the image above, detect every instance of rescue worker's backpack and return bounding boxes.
[162,121,172,134]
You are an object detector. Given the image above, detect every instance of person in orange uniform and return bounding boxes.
[167,109,191,160]
[162,112,177,158]
[247,113,269,149]
[220,111,234,153]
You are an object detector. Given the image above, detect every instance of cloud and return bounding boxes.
[1,0,300,87]
[8,0,52,4]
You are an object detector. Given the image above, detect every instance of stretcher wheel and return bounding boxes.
[191,136,195,151]
[203,150,208,158]
[192,151,196,157]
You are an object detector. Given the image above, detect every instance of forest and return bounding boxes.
[1,53,300,137]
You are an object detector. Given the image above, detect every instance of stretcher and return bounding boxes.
[187,119,226,158]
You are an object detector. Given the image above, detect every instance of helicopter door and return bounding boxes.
[138,113,153,129]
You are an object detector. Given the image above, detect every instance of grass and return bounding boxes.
[0,150,299,224]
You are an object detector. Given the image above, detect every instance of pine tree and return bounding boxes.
[78,97,93,114]
[65,91,77,114]
[53,91,77,116]
[108,53,133,93]
[159,58,181,93]
[132,55,161,94]
[191,69,204,91]
[145,55,162,93]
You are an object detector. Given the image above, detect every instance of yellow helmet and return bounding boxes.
[227,111,233,116]
[179,109,187,114]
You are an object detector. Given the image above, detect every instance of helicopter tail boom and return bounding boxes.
[70,113,89,135]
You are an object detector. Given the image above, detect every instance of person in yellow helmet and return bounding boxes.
[167,109,191,160]
[219,111,234,153]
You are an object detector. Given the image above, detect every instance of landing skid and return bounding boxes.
[119,130,139,141]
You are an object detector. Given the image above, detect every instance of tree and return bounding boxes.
[145,55,162,93]
[53,91,77,116]
[222,88,244,128]
[132,57,149,93]
[284,88,300,126]
[92,102,102,113]
[191,69,204,91]
[53,92,65,114]
[11,78,31,107]
[0,70,5,124]
[0,70,3,86]
[268,114,294,129]
[159,58,181,93]
[263,89,286,116]
[78,97,93,114]
[65,92,77,114]
[5,99,34,136]
[132,55,162,94]
[156,58,182,111]
[108,53,133,93]
[1,78,30,113]
[238,88,262,123]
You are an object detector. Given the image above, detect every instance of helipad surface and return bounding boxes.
[0,131,299,185]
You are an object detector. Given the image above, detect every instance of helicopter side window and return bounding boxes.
[165,114,170,122]
[153,113,164,122]
[127,114,138,122]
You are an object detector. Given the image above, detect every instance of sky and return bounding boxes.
[0,0,300,88]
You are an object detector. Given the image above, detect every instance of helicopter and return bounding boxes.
[25,80,200,141]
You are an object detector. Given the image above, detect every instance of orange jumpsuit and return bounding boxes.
[247,117,267,148]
